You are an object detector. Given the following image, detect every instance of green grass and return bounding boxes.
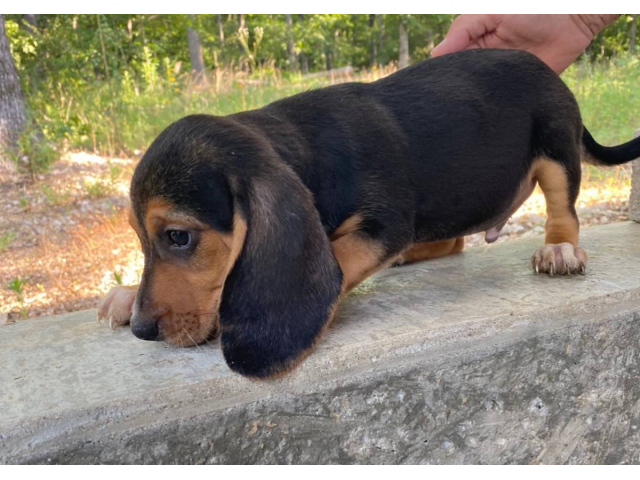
[84,179,113,199]
[113,270,123,286]
[26,57,640,156]
[7,278,27,303]
[28,67,334,156]
[0,231,16,252]
[40,184,70,207]
[563,57,640,145]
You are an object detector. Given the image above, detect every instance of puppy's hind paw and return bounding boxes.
[97,285,138,329]
[531,243,588,276]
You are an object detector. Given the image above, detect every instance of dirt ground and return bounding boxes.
[0,152,632,324]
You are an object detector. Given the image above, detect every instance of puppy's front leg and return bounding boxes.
[97,285,138,329]
[332,234,394,294]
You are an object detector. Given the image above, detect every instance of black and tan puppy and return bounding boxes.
[99,49,640,378]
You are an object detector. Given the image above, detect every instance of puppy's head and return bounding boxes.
[129,115,342,378]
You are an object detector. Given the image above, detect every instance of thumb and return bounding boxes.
[431,15,502,57]
[431,29,473,57]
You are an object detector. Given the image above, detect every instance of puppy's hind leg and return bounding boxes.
[394,237,464,266]
[531,158,587,276]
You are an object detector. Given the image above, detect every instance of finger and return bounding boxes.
[431,15,503,57]
[431,29,474,57]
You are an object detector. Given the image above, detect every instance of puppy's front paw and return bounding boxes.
[97,285,138,329]
[531,243,588,276]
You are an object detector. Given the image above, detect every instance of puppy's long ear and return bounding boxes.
[219,168,343,378]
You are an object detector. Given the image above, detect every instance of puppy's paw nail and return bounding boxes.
[531,243,588,276]
[98,286,137,329]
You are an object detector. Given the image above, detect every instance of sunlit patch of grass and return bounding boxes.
[0,208,144,318]
[563,57,640,145]
[7,277,27,302]
[113,269,123,285]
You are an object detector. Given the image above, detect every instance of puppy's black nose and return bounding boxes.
[131,318,160,341]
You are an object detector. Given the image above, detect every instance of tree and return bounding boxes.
[630,15,637,55]
[297,14,309,73]
[378,14,385,59]
[369,14,377,67]
[186,15,206,81]
[285,14,296,69]
[22,14,38,35]
[398,15,409,69]
[0,14,27,158]
[216,14,224,44]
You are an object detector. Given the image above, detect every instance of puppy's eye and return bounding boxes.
[167,230,191,248]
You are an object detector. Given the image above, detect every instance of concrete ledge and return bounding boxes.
[2,223,640,464]
[629,129,640,222]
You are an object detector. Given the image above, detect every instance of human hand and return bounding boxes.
[431,15,620,73]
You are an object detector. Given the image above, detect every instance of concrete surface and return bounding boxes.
[630,129,640,222]
[1,222,640,464]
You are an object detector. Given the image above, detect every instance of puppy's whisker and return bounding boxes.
[178,315,186,348]
[183,327,202,351]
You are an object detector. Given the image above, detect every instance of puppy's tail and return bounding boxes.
[582,127,640,166]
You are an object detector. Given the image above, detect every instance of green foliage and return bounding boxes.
[113,269,123,285]
[7,278,27,303]
[84,180,112,199]
[3,14,639,159]
[0,231,16,252]
[5,118,59,180]
[563,56,640,145]
[40,184,70,207]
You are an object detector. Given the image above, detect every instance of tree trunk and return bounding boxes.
[22,13,40,30]
[0,14,27,158]
[217,14,224,44]
[378,15,385,61]
[297,14,309,74]
[630,14,638,55]
[426,28,434,53]
[369,14,377,67]
[186,15,206,82]
[398,16,409,69]
[285,14,297,69]
[22,14,38,35]
[325,50,333,71]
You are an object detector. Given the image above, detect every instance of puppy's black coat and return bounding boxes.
[132,49,640,377]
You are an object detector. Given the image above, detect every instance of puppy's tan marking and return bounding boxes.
[140,198,248,346]
[143,198,171,238]
[533,159,579,246]
[331,233,388,293]
[330,214,362,241]
[531,158,586,275]
[396,237,464,265]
